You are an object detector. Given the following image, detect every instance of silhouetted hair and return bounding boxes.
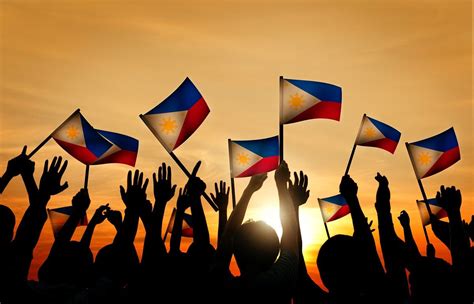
[95,244,139,287]
[0,204,15,245]
[233,220,279,273]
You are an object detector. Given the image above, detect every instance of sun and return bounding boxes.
[237,152,250,166]
[160,117,177,134]
[364,126,377,138]
[289,93,304,109]
[66,125,79,139]
[418,151,432,165]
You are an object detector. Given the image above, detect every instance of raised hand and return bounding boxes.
[211,181,230,211]
[275,160,290,186]
[90,204,110,225]
[39,156,68,196]
[186,161,206,198]
[72,188,90,215]
[5,146,34,177]
[120,170,149,212]
[288,171,310,207]
[177,187,191,211]
[246,173,267,193]
[106,209,123,231]
[375,172,390,202]
[436,185,462,216]
[339,175,358,200]
[153,162,177,205]
[398,210,410,228]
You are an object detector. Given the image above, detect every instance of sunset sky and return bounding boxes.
[0,0,472,286]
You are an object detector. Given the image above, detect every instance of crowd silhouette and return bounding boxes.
[0,146,472,303]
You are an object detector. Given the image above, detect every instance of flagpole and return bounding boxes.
[28,109,81,158]
[279,76,284,162]
[344,114,366,175]
[318,199,331,239]
[168,151,219,211]
[84,165,90,189]
[228,139,237,209]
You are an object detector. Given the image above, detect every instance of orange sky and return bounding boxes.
[0,0,472,287]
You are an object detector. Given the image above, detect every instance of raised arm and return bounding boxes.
[55,188,90,245]
[215,173,267,270]
[187,162,210,248]
[170,187,191,255]
[81,204,109,248]
[211,181,229,247]
[397,210,420,258]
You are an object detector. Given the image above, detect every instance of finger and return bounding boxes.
[127,170,132,188]
[303,174,308,190]
[191,161,201,177]
[211,193,216,202]
[143,178,149,191]
[226,186,230,196]
[167,165,171,182]
[171,184,176,196]
[120,185,126,199]
[214,182,219,195]
[43,159,49,175]
[153,173,157,185]
[55,156,63,171]
[158,165,163,181]
[51,156,58,170]
[21,145,27,155]
[138,172,143,186]
[299,171,304,186]
[59,182,69,192]
[293,172,299,186]
[133,170,139,185]
[288,179,294,189]
[58,160,68,176]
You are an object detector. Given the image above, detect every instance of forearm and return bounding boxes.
[190,196,210,245]
[217,209,227,247]
[114,209,139,245]
[170,208,185,255]
[21,172,38,205]
[402,225,420,257]
[448,211,470,268]
[278,185,298,257]
[80,222,97,248]
[0,172,13,194]
[56,211,83,244]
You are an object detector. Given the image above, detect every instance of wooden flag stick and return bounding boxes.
[279,76,284,162]
[168,151,219,211]
[28,109,81,158]
[318,199,331,239]
[228,139,237,209]
[84,165,90,189]
[344,114,366,175]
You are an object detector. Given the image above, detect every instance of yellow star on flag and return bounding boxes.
[160,117,177,134]
[66,125,80,139]
[365,126,377,138]
[289,93,304,109]
[417,152,432,166]
[237,152,250,166]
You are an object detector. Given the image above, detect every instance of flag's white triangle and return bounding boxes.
[280,80,321,124]
[142,111,187,152]
[230,141,263,177]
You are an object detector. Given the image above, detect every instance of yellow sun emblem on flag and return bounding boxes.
[324,203,338,215]
[236,152,250,166]
[66,125,80,139]
[289,93,304,109]
[365,126,377,138]
[160,117,177,134]
[417,152,432,166]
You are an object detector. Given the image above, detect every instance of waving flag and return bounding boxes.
[280,78,342,125]
[318,194,350,223]
[52,111,112,165]
[47,206,88,238]
[417,198,448,226]
[140,78,210,152]
[355,115,401,154]
[407,128,460,179]
[229,136,279,178]
[94,130,139,166]
[165,208,194,238]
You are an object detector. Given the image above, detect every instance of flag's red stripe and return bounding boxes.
[422,146,460,178]
[288,101,341,124]
[54,138,98,165]
[174,98,210,150]
[236,156,280,178]
[182,228,194,237]
[359,138,399,154]
[327,204,350,222]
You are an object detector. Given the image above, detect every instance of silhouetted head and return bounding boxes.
[233,220,279,275]
[0,204,15,246]
[317,235,366,297]
[39,241,93,287]
[95,243,139,288]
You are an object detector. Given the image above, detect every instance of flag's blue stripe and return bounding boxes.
[183,213,193,226]
[234,136,279,158]
[411,128,458,152]
[368,117,401,142]
[96,130,139,152]
[80,115,113,157]
[425,198,442,207]
[322,194,347,206]
[51,206,73,215]
[286,78,342,102]
[146,78,203,114]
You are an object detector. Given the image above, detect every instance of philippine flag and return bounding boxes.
[165,208,194,238]
[47,206,88,238]
[417,198,448,226]
[318,194,350,223]
[407,128,460,179]
[140,78,210,152]
[52,111,112,165]
[355,115,401,154]
[280,77,342,125]
[94,130,139,167]
[229,136,279,178]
